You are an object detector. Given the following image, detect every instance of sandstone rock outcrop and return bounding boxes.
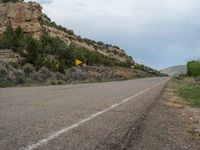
[0,2,43,38]
[0,49,22,63]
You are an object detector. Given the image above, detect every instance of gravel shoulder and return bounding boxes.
[132,81,200,150]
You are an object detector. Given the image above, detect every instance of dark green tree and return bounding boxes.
[13,26,26,53]
[187,61,200,77]
[25,36,42,66]
[0,26,25,56]
[0,25,15,49]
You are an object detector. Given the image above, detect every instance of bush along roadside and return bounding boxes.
[172,77,200,107]
[0,62,142,87]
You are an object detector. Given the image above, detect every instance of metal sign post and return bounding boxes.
[76,66,79,82]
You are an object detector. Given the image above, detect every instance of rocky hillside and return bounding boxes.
[0,1,132,63]
[0,1,163,87]
[160,65,187,77]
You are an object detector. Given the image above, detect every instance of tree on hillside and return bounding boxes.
[0,25,25,56]
[187,61,200,77]
[0,25,15,49]
[25,36,42,65]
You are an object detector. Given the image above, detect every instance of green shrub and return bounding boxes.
[37,67,55,81]
[0,66,8,80]
[51,80,56,85]
[180,85,200,107]
[23,64,35,77]
[187,61,200,77]
[57,80,63,85]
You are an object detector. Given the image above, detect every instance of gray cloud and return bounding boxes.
[30,0,200,69]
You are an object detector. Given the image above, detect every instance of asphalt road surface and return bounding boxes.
[0,77,169,150]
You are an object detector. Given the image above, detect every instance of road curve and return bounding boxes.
[0,77,169,150]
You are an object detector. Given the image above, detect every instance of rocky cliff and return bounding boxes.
[0,1,133,63]
[0,2,43,38]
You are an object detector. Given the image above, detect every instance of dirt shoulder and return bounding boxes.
[132,80,200,150]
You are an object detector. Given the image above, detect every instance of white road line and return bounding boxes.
[23,80,166,150]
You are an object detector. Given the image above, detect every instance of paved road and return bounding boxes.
[0,77,169,150]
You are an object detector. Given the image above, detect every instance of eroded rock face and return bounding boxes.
[0,2,43,38]
[0,2,133,63]
[0,49,22,63]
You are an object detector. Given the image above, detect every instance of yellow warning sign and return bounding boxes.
[75,59,82,66]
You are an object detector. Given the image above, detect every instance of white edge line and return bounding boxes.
[23,80,166,150]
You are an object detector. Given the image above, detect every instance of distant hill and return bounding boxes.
[160,65,187,77]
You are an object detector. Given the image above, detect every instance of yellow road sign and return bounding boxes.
[75,59,82,66]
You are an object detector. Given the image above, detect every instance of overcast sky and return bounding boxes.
[26,0,200,70]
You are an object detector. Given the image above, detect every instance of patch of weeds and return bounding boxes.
[172,77,200,107]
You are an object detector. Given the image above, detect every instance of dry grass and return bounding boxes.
[166,78,200,138]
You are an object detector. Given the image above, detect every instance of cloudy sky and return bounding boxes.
[26,0,200,70]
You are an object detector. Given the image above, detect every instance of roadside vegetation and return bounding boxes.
[172,77,200,107]
[0,63,138,88]
[171,60,200,107]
